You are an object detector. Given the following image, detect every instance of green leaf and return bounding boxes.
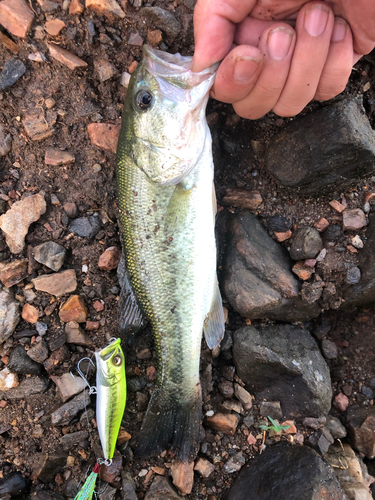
[259,425,269,431]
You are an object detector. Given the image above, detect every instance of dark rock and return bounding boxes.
[347,406,375,458]
[0,124,12,156]
[0,286,20,343]
[28,487,65,500]
[223,443,344,500]
[51,390,90,426]
[323,225,343,245]
[32,452,68,483]
[144,475,180,500]
[64,479,79,498]
[2,376,49,399]
[59,430,88,451]
[259,401,283,420]
[0,472,28,497]
[222,212,320,322]
[8,345,42,375]
[346,266,361,285]
[289,227,322,260]
[69,215,101,238]
[33,241,66,271]
[99,450,122,483]
[325,416,347,439]
[303,417,326,430]
[0,59,26,91]
[224,452,246,473]
[142,7,181,43]
[27,340,49,364]
[308,428,334,455]
[362,385,374,399]
[233,325,332,418]
[345,214,375,307]
[266,96,375,196]
[121,471,137,500]
[321,339,338,359]
[267,214,292,232]
[127,376,146,393]
[64,202,78,218]
[218,380,234,398]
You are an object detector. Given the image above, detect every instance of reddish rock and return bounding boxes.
[117,427,131,445]
[347,407,375,459]
[22,303,40,323]
[59,295,88,323]
[221,188,262,211]
[128,32,143,46]
[329,200,346,213]
[45,19,66,36]
[48,43,88,70]
[170,461,194,496]
[44,345,69,373]
[274,230,292,242]
[87,122,121,153]
[23,112,56,141]
[93,300,104,312]
[0,193,46,254]
[194,458,214,478]
[50,373,86,402]
[314,217,330,232]
[45,148,75,166]
[128,61,138,73]
[94,59,117,82]
[0,0,34,38]
[292,261,315,280]
[151,466,165,475]
[69,0,85,14]
[63,202,78,218]
[364,192,375,203]
[86,0,125,18]
[0,32,19,54]
[147,29,162,46]
[281,420,297,434]
[334,393,349,412]
[234,383,252,410]
[85,321,99,330]
[342,209,367,231]
[99,450,122,483]
[0,259,28,287]
[247,433,257,445]
[146,365,157,381]
[98,246,121,270]
[32,269,77,297]
[205,412,239,435]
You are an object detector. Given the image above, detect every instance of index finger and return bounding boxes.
[191,0,257,72]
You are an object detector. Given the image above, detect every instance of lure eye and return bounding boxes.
[136,90,153,110]
[112,355,122,366]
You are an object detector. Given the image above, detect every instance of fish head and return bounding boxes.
[95,338,125,386]
[121,45,217,186]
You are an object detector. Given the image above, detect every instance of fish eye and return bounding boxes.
[136,90,153,111]
[112,355,122,366]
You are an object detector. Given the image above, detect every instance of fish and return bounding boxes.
[94,338,126,462]
[116,45,225,461]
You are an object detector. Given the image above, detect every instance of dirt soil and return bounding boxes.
[1,1,375,499]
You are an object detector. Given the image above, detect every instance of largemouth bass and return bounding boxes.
[95,338,126,462]
[116,46,224,460]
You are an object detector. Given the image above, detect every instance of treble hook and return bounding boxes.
[76,357,97,395]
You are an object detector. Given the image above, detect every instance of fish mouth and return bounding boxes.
[98,338,121,360]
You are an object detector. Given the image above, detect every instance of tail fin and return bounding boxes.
[134,387,202,461]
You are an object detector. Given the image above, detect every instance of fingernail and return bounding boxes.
[304,4,330,37]
[234,56,260,82]
[268,27,293,60]
[331,18,347,42]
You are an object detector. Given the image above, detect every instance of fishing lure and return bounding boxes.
[74,338,127,499]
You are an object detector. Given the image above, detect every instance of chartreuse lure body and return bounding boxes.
[116,46,225,460]
[74,338,126,500]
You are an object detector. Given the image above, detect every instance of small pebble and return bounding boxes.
[346,266,361,285]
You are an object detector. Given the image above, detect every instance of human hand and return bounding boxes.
[191,0,375,119]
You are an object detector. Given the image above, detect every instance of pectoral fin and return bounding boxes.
[117,252,147,343]
[203,282,225,349]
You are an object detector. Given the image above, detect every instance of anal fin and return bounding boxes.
[203,282,225,349]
